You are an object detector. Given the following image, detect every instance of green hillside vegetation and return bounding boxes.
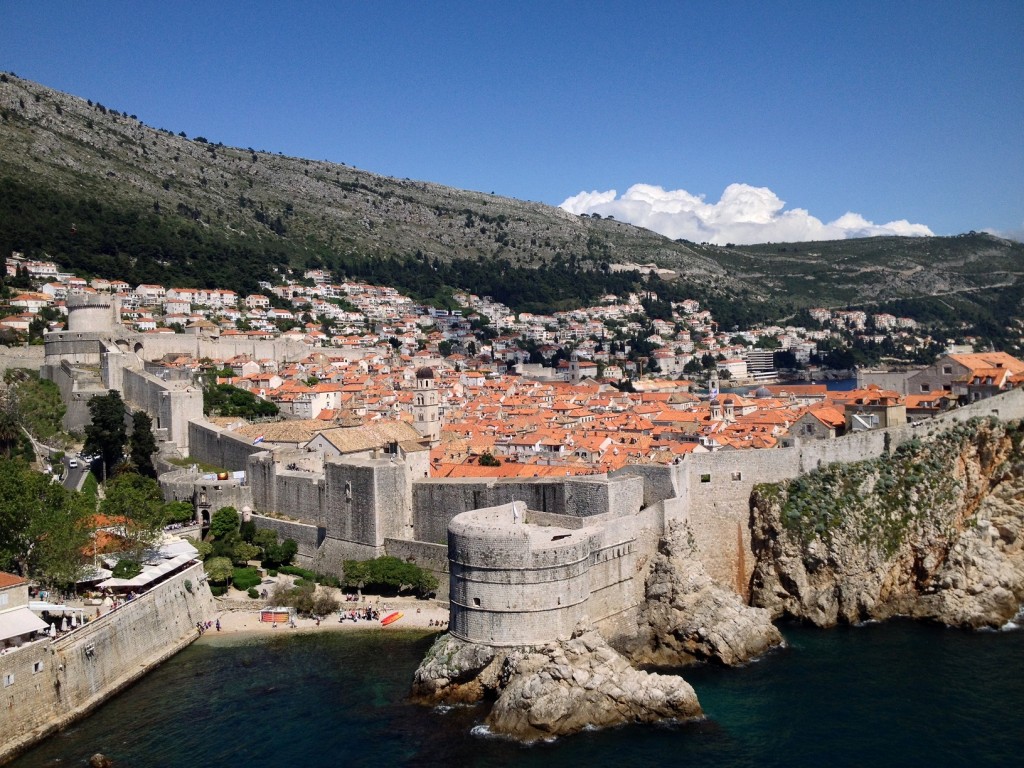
[1,72,1022,344]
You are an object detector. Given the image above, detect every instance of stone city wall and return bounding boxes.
[676,387,1024,593]
[131,333,312,364]
[0,344,44,373]
[188,419,268,472]
[0,563,214,764]
[383,538,451,601]
[324,458,409,551]
[612,463,686,509]
[249,513,324,569]
[121,367,203,452]
[411,475,639,546]
[42,359,106,433]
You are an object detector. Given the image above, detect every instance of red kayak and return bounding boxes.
[380,611,403,626]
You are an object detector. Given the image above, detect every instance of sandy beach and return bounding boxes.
[197,591,451,641]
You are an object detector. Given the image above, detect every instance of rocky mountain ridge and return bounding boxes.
[3,72,1023,328]
[0,73,725,281]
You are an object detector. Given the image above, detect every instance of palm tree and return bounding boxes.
[0,411,21,458]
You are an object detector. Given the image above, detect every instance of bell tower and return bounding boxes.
[413,367,441,443]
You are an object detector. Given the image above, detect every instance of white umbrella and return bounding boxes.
[70,614,78,628]
[61,616,69,631]
[47,623,55,637]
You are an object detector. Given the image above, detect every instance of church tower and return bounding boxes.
[413,367,441,443]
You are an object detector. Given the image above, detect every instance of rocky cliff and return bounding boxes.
[624,522,783,667]
[750,418,1024,628]
[412,623,702,742]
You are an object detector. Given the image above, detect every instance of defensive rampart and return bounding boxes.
[675,387,1024,592]
[121,367,203,452]
[411,474,644,545]
[0,563,214,764]
[188,419,269,471]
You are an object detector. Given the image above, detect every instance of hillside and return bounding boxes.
[1,72,1022,331]
[0,74,730,300]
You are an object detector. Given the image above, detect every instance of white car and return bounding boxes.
[68,458,78,469]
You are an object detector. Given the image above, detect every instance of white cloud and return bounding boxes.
[559,182,933,245]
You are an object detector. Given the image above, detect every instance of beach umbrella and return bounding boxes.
[61,616,69,631]
[70,614,78,628]
[47,623,55,637]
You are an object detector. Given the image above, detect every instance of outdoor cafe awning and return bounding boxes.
[0,607,48,643]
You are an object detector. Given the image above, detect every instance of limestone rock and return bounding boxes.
[629,523,783,667]
[411,624,702,741]
[750,420,1024,629]
[485,623,702,741]
[410,633,502,705]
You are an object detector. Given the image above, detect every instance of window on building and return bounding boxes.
[942,365,953,375]
[3,674,12,687]
[32,661,43,674]
[473,597,481,607]
[920,384,931,393]
[732,471,742,481]
[700,473,711,483]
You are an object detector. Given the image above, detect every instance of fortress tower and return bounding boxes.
[412,366,441,443]
[66,293,120,333]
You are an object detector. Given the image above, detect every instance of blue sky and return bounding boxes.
[2,2,1021,243]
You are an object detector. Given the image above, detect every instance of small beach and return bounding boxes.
[199,590,451,641]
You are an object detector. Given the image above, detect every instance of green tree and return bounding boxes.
[100,473,165,561]
[0,459,91,585]
[84,390,127,480]
[130,410,158,478]
[4,369,65,442]
[163,500,195,525]
[262,538,298,568]
[204,556,234,586]
[342,556,438,597]
[209,506,240,540]
[202,383,279,419]
[0,410,21,457]
[478,451,501,467]
[232,540,260,566]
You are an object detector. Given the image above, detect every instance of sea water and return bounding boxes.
[10,620,1022,768]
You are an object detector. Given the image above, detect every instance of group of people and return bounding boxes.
[339,606,380,622]
[195,619,219,635]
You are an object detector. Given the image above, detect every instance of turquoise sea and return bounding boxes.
[10,619,1022,768]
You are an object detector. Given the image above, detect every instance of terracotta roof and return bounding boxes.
[0,572,25,588]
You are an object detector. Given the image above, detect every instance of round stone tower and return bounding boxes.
[448,502,593,646]
[66,293,118,333]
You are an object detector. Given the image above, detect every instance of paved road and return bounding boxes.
[61,454,88,491]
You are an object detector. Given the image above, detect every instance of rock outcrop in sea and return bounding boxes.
[626,522,783,667]
[750,417,1024,629]
[412,623,702,742]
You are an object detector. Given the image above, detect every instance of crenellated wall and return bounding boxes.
[411,474,644,545]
